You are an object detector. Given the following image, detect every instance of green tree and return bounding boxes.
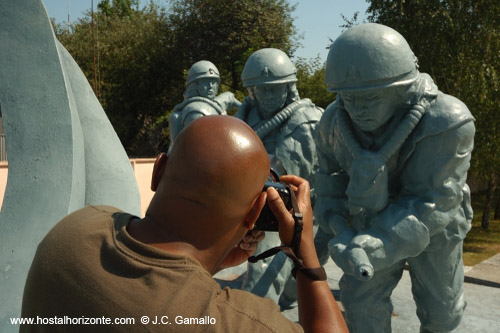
[167,0,299,92]
[98,0,140,17]
[295,56,335,109]
[56,2,185,156]
[365,0,500,229]
[54,0,301,155]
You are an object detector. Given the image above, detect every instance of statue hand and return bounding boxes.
[328,229,391,277]
[231,96,242,109]
[215,91,241,110]
[350,234,384,253]
[349,233,389,272]
[327,228,356,273]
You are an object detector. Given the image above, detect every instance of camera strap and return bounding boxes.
[248,191,326,281]
[248,189,302,261]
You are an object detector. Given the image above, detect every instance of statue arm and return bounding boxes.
[214,91,241,111]
[282,123,317,181]
[313,113,351,238]
[233,96,252,120]
[183,111,204,127]
[181,102,211,127]
[352,120,475,270]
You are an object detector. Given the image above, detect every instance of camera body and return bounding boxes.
[254,181,292,232]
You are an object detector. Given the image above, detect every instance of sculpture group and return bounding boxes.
[0,2,475,331]
[171,24,475,332]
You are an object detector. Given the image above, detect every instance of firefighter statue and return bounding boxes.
[235,48,323,308]
[314,23,475,332]
[169,60,240,143]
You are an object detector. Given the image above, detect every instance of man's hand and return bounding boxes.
[218,230,265,270]
[267,175,314,255]
[268,175,348,332]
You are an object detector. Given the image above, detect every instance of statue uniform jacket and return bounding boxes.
[235,98,323,305]
[235,98,323,181]
[169,97,226,142]
[314,87,475,269]
[21,206,303,333]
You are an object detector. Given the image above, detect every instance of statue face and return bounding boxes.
[197,78,219,99]
[341,89,401,132]
[253,84,288,118]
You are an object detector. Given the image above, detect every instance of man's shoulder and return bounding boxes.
[59,205,122,228]
[284,98,324,134]
[416,92,474,138]
[317,100,338,130]
[41,205,121,250]
[400,93,475,165]
[314,100,339,148]
[291,98,324,122]
[182,98,221,115]
[25,206,123,295]
[215,288,303,332]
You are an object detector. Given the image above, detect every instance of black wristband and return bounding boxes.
[248,185,325,282]
[292,266,327,281]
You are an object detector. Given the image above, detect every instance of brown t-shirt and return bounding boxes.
[21,205,303,332]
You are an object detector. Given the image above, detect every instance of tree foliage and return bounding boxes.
[97,0,140,17]
[57,2,182,156]
[167,0,299,92]
[295,56,335,109]
[54,0,301,155]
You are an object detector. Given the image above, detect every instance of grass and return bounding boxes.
[462,190,500,266]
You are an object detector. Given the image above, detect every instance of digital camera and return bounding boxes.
[254,170,292,232]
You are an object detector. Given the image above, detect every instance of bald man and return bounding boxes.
[21,116,347,333]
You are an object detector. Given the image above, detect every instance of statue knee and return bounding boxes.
[417,294,466,332]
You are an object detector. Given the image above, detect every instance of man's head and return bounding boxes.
[147,116,270,247]
[241,48,299,119]
[185,60,220,99]
[326,23,420,132]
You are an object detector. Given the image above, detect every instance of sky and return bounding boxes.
[42,0,370,62]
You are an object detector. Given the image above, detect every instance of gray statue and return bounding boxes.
[314,23,475,332]
[169,60,241,142]
[0,1,140,330]
[235,48,323,307]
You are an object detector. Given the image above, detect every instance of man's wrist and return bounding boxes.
[289,240,325,281]
[298,241,321,268]
[292,266,327,281]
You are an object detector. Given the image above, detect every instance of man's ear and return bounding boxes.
[151,153,168,192]
[243,192,267,230]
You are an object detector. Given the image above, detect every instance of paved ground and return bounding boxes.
[216,253,500,332]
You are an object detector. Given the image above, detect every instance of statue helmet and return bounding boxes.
[325,23,419,92]
[241,48,297,87]
[186,60,220,85]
